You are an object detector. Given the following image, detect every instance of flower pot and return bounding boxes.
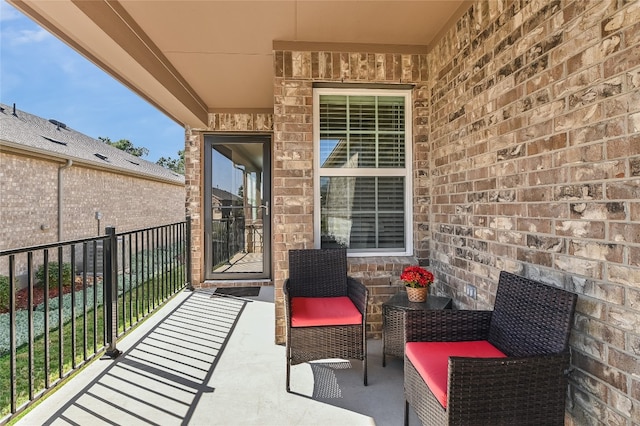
[406,286,428,303]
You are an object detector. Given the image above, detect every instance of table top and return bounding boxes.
[383,292,453,311]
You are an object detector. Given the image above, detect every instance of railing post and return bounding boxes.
[104,227,121,358]
[186,215,193,291]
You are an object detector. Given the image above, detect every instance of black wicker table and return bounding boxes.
[382,292,452,366]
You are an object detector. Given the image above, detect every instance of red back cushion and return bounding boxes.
[405,340,507,408]
[291,296,362,327]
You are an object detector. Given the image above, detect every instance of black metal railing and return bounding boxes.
[0,218,191,424]
[211,216,245,269]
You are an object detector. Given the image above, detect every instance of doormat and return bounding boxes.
[214,287,261,297]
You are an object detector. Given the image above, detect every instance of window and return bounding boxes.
[314,88,412,255]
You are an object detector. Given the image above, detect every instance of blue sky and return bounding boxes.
[0,0,184,163]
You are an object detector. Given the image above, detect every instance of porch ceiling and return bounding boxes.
[8,0,471,128]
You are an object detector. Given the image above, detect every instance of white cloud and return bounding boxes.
[6,27,51,45]
[1,0,52,45]
[0,0,22,22]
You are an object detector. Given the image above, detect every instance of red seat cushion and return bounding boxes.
[290,296,362,327]
[405,340,507,408]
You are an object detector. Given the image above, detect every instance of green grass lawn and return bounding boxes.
[0,267,185,420]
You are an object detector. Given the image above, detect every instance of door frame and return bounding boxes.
[203,133,272,281]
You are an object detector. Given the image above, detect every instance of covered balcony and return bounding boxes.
[4,0,640,424]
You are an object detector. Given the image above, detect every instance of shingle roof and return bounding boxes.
[0,103,184,185]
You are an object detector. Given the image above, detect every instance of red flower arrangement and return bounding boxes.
[400,265,434,289]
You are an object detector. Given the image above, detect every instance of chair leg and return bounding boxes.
[286,357,291,393]
[404,400,410,426]
[286,323,292,392]
[363,330,368,386]
[363,358,368,386]
[286,343,291,393]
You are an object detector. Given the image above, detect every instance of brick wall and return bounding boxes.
[185,128,203,286]
[1,151,186,276]
[272,49,430,343]
[184,114,273,286]
[427,0,640,424]
[0,153,58,249]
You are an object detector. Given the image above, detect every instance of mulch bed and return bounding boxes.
[1,277,98,314]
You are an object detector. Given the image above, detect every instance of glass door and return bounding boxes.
[204,134,271,280]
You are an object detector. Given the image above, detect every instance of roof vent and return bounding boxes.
[42,136,67,146]
[94,153,109,162]
[49,119,67,130]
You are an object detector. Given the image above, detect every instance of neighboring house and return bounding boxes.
[0,102,186,277]
[6,1,640,423]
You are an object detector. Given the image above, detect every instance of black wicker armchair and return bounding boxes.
[404,271,577,425]
[284,248,368,393]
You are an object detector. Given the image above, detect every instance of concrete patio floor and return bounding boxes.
[16,287,419,425]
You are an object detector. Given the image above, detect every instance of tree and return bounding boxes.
[99,136,149,157]
[156,149,185,175]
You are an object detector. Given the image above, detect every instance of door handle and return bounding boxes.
[259,201,269,216]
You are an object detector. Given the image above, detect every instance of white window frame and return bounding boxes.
[313,87,413,257]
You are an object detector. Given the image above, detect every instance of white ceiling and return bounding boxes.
[9,0,471,127]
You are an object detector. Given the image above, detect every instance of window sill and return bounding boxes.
[348,255,418,265]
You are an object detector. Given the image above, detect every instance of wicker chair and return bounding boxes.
[284,248,368,392]
[404,271,577,425]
